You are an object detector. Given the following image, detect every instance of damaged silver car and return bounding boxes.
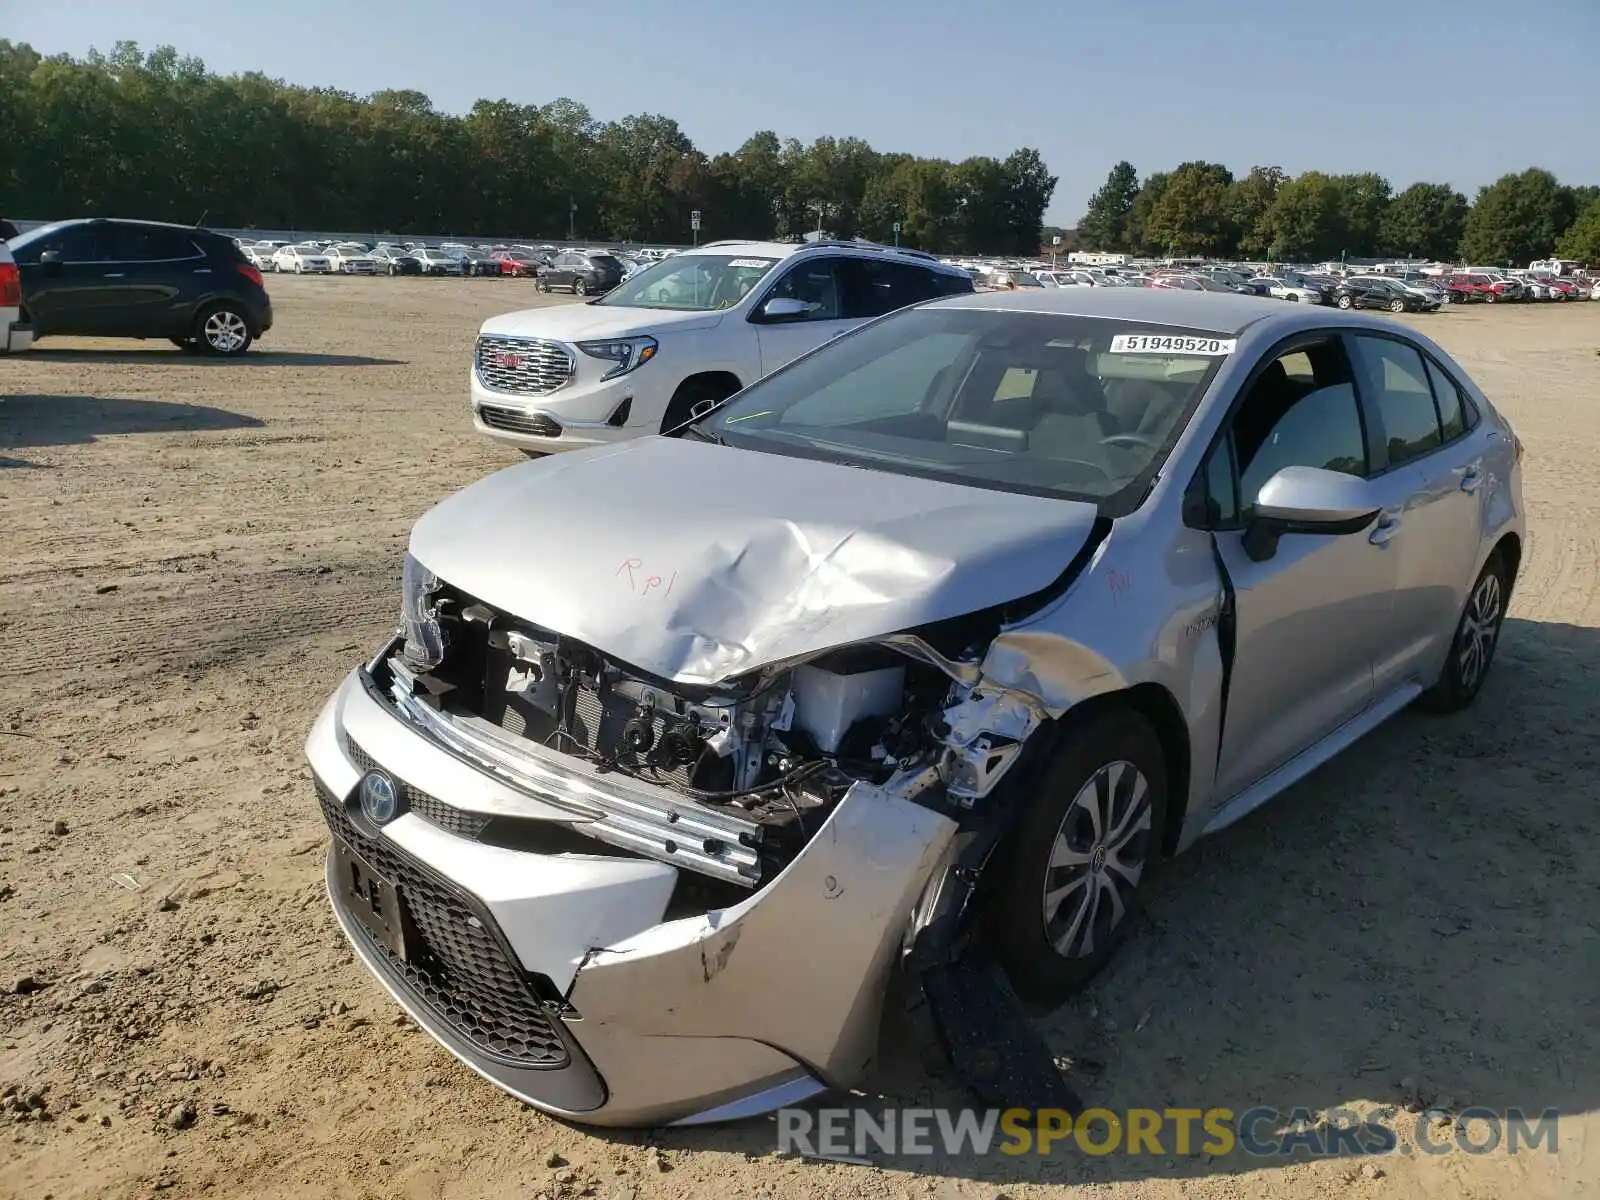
[306,288,1525,1126]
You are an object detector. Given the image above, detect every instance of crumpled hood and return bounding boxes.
[410,438,1101,684]
[481,302,727,341]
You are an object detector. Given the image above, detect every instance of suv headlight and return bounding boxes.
[576,335,658,381]
[400,553,446,671]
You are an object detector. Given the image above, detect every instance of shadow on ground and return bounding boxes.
[0,394,264,459]
[22,348,403,367]
[627,615,1598,1188]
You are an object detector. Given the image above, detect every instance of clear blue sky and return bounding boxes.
[10,0,1597,224]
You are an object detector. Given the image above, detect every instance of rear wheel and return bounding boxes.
[1484,291,1497,304]
[981,710,1167,1004]
[1336,294,1353,309]
[1417,552,1510,713]
[1389,298,1405,313]
[194,303,253,356]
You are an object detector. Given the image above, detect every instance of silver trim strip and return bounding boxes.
[668,1072,829,1126]
[385,673,765,886]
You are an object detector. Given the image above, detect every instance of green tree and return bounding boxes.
[1381,183,1468,260]
[1263,171,1347,261]
[1228,166,1286,259]
[1333,172,1391,258]
[1556,201,1600,264]
[1124,171,1170,255]
[1460,168,1577,266]
[1077,161,1138,251]
[1144,161,1236,256]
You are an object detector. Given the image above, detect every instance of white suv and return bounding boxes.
[469,239,974,454]
[1,240,31,354]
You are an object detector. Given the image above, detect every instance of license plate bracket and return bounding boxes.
[334,837,409,962]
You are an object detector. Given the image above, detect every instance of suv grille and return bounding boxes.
[475,335,574,396]
[317,784,570,1068]
[477,406,563,438]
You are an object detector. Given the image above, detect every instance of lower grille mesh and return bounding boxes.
[477,406,563,438]
[317,785,571,1068]
[346,741,490,841]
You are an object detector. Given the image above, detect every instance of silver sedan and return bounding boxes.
[305,287,1524,1127]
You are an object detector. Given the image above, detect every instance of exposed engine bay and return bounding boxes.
[383,568,1043,887]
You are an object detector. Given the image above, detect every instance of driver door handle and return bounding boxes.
[1459,466,1482,493]
[102,272,125,278]
[1369,511,1402,546]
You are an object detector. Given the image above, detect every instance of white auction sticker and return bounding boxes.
[1110,333,1237,355]
[727,258,776,269]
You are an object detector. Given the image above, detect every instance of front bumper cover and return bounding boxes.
[306,658,960,1126]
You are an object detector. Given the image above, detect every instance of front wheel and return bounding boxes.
[194,303,253,356]
[1484,291,1497,304]
[1417,552,1510,713]
[980,710,1167,1005]
[1389,299,1405,313]
[573,278,587,296]
[1336,294,1353,309]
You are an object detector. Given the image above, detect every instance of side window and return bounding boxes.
[839,259,940,319]
[1424,356,1468,440]
[104,226,197,261]
[42,226,109,262]
[1353,336,1442,467]
[1233,339,1368,516]
[763,258,843,321]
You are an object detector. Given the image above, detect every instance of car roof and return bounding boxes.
[931,285,1288,334]
[680,239,969,276]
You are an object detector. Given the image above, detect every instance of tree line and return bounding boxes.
[0,40,1055,254]
[1074,160,1600,266]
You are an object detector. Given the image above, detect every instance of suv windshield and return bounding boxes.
[597,252,780,310]
[704,307,1230,513]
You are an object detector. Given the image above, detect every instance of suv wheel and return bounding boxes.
[1336,294,1353,309]
[661,377,738,435]
[1417,552,1510,713]
[573,278,587,296]
[981,709,1167,1005]
[1389,298,1405,312]
[195,303,253,356]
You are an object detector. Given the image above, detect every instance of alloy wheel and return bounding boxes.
[1041,760,1153,959]
[1458,571,1503,691]
[203,309,248,353]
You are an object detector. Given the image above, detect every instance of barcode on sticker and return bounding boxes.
[1110,334,1237,355]
[727,258,775,269]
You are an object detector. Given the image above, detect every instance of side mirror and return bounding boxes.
[1242,466,1380,562]
[38,249,62,271]
[756,296,812,323]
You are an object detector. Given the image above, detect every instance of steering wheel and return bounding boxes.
[1101,432,1162,451]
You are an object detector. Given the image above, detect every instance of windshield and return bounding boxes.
[703,307,1231,513]
[597,252,779,310]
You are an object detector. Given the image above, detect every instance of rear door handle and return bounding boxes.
[103,272,125,278]
[1369,512,1402,546]
[193,268,212,275]
[1459,466,1482,493]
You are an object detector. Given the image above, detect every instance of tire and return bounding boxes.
[1417,552,1511,713]
[1484,291,1496,304]
[660,377,738,435]
[536,277,549,293]
[574,278,587,296]
[193,302,253,357]
[980,709,1167,1005]
[1336,294,1353,309]
[1389,299,1405,313]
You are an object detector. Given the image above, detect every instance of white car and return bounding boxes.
[470,239,975,454]
[1250,276,1323,304]
[411,248,466,276]
[326,245,379,275]
[273,246,332,274]
[0,240,31,353]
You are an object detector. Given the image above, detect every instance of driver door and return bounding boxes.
[751,256,855,374]
[1201,336,1416,800]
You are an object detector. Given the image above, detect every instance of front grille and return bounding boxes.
[475,335,574,396]
[318,784,571,1068]
[477,406,563,438]
[346,741,490,841]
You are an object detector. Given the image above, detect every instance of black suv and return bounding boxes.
[8,218,273,355]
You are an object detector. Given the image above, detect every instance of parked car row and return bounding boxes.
[238,236,668,290]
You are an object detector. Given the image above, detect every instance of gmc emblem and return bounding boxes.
[493,352,524,370]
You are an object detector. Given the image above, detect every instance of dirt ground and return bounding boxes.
[1,278,1597,1200]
